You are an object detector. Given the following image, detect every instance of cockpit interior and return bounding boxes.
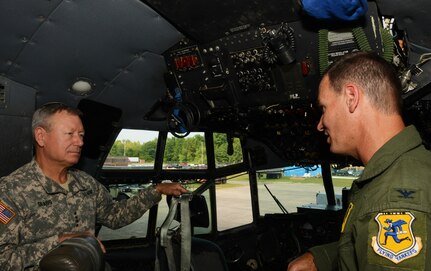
[1,0,431,270]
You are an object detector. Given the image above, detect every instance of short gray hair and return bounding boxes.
[32,102,83,138]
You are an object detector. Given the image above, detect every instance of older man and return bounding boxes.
[0,103,187,270]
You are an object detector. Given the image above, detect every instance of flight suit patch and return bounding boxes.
[370,211,423,266]
[0,200,16,225]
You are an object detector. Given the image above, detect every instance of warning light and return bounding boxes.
[173,54,200,71]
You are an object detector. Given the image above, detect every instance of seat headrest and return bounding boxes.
[39,236,105,271]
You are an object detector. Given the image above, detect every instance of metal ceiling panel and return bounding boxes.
[0,0,183,111]
[144,0,300,43]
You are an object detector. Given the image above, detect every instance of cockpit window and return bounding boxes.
[216,172,253,231]
[258,166,328,214]
[103,129,158,170]
[98,183,152,240]
[258,165,363,215]
[331,165,364,178]
[214,133,243,168]
[162,132,207,169]
[330,164,364,197]
[155,188,213,235]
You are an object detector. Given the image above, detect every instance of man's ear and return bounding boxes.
[34,127,45,147]
[344,83,360,113]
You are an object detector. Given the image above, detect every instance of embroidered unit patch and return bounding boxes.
[371,212,422,264]
[0,201,16,225]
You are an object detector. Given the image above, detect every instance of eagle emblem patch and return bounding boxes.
[371,212,422,264]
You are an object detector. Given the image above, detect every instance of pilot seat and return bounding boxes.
[39,236,110,271]
[156,194,228,271]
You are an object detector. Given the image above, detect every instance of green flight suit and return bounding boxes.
[310,125,431,270]
[0,159,162,270]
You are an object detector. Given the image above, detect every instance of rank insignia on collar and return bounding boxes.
[396,189,415,199]
[371,212,422,264]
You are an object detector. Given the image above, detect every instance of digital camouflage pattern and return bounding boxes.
[0,159,162,270]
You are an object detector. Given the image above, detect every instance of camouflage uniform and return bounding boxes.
[0,159,161,270]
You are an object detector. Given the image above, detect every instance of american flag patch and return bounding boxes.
[0,201,15,225]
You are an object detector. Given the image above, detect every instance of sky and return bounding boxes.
[115,129,204,143]
[115,129,159,143]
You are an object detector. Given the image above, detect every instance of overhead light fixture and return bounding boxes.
[70,78,95,96]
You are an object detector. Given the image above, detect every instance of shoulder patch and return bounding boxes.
[371,211,422,264]
[0,200,16,225]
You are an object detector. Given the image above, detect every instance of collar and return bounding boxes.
[30,159,89,194]
[355,125,422,184]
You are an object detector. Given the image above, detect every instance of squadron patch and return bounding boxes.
[0,201,16,225]
[371,212,422,264]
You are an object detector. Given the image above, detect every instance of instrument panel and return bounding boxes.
[160,3,393,164]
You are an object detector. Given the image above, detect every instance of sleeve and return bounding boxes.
[358,158,430,270]
[362,208,428,270]
[0,196,59,270]
[94,182,162,229]
[308,241,339,271]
